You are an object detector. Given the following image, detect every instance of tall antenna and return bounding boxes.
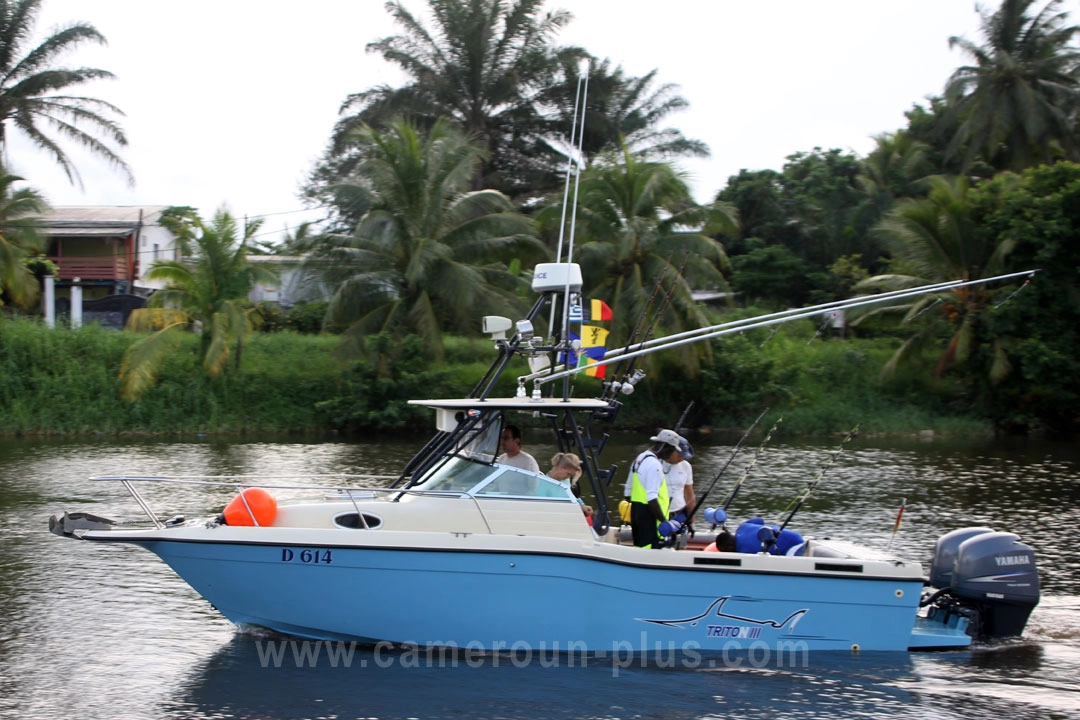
[551,59,590,400]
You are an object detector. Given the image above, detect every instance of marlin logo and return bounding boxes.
[637,596,808,634]
[995,555,1029,567]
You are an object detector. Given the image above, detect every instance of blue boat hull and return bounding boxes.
[127,538,954,653]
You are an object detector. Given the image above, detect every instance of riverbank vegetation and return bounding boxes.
[0,317,991,438]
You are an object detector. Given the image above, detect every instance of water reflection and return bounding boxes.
[160,634,1079,720]
[163,635,932,720]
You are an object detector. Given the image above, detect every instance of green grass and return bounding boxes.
[0,317,993,437]
[0,320,349,435]
[614,320,992,437]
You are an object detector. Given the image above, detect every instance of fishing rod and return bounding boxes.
[683,408,770,524]
[638,255,690,352]
[602,257,673,400]
[617,255,692,387]
[719,410,776,512]
[763,424,859,551]
[527,270,1038,388]
[672,401,695,435]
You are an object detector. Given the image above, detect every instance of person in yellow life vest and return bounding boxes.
[626,428,693,548]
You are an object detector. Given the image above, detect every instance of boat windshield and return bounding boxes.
[414,457,575,501]
[414,457,495,493]
[452,416,501,463]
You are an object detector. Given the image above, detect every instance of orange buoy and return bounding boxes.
[223,488,277,527]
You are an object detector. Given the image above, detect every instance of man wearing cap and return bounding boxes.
[664,437,696,526]
[626,429,693,548]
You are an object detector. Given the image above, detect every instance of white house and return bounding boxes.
[247,255,330,307]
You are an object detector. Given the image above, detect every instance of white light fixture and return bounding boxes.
[481,315,512,340]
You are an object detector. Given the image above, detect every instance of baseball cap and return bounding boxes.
[649,429,694,459]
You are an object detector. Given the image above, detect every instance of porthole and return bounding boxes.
[334,512,383,529]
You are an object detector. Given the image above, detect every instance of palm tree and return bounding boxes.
[857,132,932,208]
[566,145,737,367]
[119,208,277,401]
[0,165,46,309]
[0,0,130,186]
[329,0,570,196]
[945,0,1080,171]
[852,131,933,265]
[855,175,1017,379]
[308,118,543,360]
[308,0,707,211]
[540,55,709,166]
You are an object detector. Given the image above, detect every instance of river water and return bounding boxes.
[1,434,1078,720]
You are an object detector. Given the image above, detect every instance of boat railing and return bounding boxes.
[89,475,496,534]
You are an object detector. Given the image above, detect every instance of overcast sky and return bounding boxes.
[8,0,985,242]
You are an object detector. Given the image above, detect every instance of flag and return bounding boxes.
[583,299,613,322]
[579,325,607,377]
[891,501,905,534]
[560,330,607,378]
[580,324,609,348]
[579,351,606,378]
[568,299,613,323]
[887,497,906,551]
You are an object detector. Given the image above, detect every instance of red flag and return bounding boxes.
[589,299,613,321]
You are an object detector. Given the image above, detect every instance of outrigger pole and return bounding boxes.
[553,61,590,402]
[526,270,1039,389]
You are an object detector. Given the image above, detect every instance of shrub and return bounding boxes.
[285,301,328,334]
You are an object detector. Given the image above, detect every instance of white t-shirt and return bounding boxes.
[664,460,694,514]
[496,450,540,474]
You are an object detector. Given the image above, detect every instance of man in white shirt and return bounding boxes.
[496,424,540,473]
[626,428,693,548]
[664,454,695,521]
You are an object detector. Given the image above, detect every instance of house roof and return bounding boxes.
[247,255,305,265]
[41,205,172,237]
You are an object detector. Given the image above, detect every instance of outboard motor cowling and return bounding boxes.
[952,531,1040,640]
[929,527,994,589]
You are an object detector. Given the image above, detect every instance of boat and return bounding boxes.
[47,73,1041,654]
[49,263,1042,655]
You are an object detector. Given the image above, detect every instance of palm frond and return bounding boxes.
[118,323,186,401]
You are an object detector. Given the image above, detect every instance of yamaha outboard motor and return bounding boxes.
[925,527,1040,641]
[929,527,995,589]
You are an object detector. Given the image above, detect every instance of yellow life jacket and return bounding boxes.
[629,452,670,517]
